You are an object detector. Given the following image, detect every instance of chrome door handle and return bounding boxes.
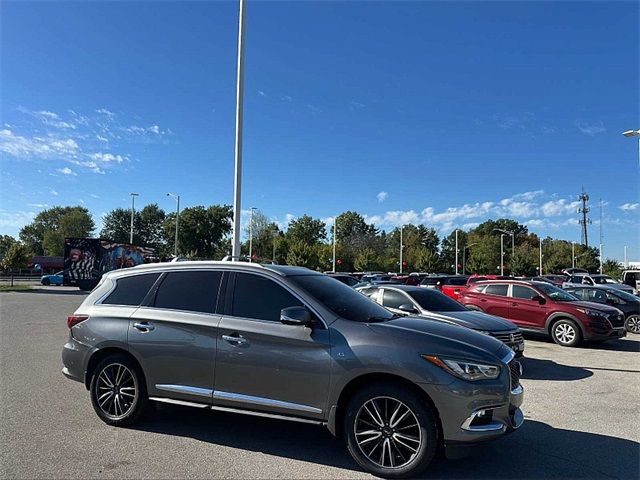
[133,322,155,332]
[222,334,247,345]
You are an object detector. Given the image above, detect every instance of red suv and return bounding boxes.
[458,280,626,347]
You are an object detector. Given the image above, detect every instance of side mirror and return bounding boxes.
[399,303,418,314]
[532,295,546,305]
[605,298,617,306]
[280,306,313,327]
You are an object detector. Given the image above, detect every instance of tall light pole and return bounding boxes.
[399,225,404,274]
[572,241,576,269]
[499,233,505,275]
[463,242,477,275]
[129,193,139,244]
[624,246,628,268]
[166,193,180,257]
[332,217,337,273]
[231,0,247,261]
[454,229,459,275]
[539,237,543,275]
[622,129,640,166]
[248,206,256,262]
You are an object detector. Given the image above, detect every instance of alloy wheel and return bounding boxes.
[354,396,422,470]
[94,363,137,419]
[626,315,640,334]
[554,323,576,345]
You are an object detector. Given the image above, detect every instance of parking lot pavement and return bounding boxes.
[1,290,639,479]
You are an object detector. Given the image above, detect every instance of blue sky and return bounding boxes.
[1,1,638,261]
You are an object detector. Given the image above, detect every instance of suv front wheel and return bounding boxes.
[344,383,438,478]
[550,319,582,347]
[89,354,148,427]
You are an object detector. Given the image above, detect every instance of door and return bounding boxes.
[508,285,547,329]
[481,283,511,318]
[214,272,331,419]
[128,270,224,404]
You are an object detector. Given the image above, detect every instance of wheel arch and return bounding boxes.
[545,312,585,337]
[84,347,142,390]
[328,372,443,443]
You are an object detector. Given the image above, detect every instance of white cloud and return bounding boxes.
[619,203,639,211]
[96,135,109,142]
[49,189,58,196]
[27,203,49,209]
[575,120,606,136]
[89,194,100,199]
[89,152,125,163]
[0,210,36,229]
[258,90,266,96]
[376,191,388,203]
[57,167,77,176]
[0,129,80,158]
[541,199,580,217]
[96,108,115,117]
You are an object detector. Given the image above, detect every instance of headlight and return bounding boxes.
[422,355,501,381]
[576,307,605,317]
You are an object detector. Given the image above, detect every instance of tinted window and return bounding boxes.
[154,271,222,314]
[383,289,411,309]
[512,285,537,300]
[408,289,467,312]
[103,273,160,306]
[566,289,586,300]
[536,283,579,301]
[445,277,468,286]
[232,273,302,321]
[420,277,442,286]
[485,284,509,296]
[289,274,394,322]
[472,284,487,293]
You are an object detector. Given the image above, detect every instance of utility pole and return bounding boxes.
[400,226,404,274]
[455,229,459,275]
[599,199,604,274]
[332,218,337,273]
[572,241,576,269]
[231,0,247,260]
[624,246,628,268]
[167,193,180,257]
[578,188,591,247]
[129,193,139,244]
[248,207,256,262]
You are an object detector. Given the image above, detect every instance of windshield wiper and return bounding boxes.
[367,313,402,322]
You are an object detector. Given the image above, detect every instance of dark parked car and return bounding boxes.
[62,262,524,478]
[564,285,640,334]
[459,280,626,347]
[359,285,524,356]
[326,273,360,287]
[531,275,566,287]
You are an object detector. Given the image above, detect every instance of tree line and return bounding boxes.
[0,204,625,278]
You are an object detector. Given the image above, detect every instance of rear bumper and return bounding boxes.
[61,335,91,385]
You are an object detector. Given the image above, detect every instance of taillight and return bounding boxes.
[67,315,88,329]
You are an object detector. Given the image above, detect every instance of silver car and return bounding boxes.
[62,261,524,478]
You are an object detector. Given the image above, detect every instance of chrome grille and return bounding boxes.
[491,331,524,346]
[508,360,522,389]
[607,313,625,328]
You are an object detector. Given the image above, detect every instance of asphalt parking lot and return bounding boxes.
[1,287,639,479]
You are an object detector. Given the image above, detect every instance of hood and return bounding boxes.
[368,316,509,361]
[570,301,624,314]
[602,284,634,292]
[427,310,518,332]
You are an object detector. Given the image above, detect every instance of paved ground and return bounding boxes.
[1,288,639,479]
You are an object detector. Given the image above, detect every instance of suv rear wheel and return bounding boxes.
[89,354,148,426]
[344,383,438,478]
[550,319,582,347]
[625,315,640,334]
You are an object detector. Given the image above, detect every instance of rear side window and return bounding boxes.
[103,273,160,306]
[485,284,509,296]
[472,284,487,293]
[232,273,302,321]
[445,277,468,286]
[154,271,223,314]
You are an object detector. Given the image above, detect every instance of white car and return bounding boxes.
[562,273,635,295]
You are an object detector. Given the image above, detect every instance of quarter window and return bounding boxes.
[154,271,222,314]
[382,289,411,309]
[232,273,302,322]
[484,284,509,297]
[103,273,160,306]
[512,285,537,300]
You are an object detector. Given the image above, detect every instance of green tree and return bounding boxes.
[164,205,232,259]
[1,242,31,286]
[0,235,18,262]
[354,247,379,272]
[286,240,318,269]
[286,215,327,244]
[510,250,536,277]
[414,247,439,273]
[100,208,132,244]
[138,204,166,250]
[602,259,623,279]
[20,206,95,256]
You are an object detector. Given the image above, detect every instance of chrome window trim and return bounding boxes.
[212,390,322,414]
[156,384,213,398]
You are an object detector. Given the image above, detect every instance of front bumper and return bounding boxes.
[585,327,626,341]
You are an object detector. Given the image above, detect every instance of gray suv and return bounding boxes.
[62,261,524,478]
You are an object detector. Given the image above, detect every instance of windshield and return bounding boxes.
[536,283,579,302]
[289,274,395,322]
[593,276,618,285]
[611,289,640,302]
[407,289,468,312]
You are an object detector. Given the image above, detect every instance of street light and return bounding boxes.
[248,207,257,262]
[400,225,404,274]
[493,228,515,275]
[622,129,640,167]
[129,193,139,244]
[462,243,477,275]
[166,193,180,257]
[454,229,459,275]
[231,0,247,260]
[332,217,337,273]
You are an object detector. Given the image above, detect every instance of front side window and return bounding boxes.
[512,285,537,300]
[103,273,161,306]
[232,273,302,322]
[484,284,509,297]
[154,270,222,314]
[382,289,411,309]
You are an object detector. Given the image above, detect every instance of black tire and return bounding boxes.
[625,315,640,334]
[42,278,51,286]
[344,383,438,478]
[550,319,582,347]
[89,354,148,427]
